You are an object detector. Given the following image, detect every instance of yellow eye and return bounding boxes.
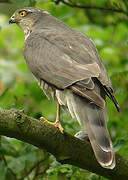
[19,11,27,17]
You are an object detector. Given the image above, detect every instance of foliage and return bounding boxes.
[0,0,128,179]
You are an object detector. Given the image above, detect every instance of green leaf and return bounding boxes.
[114,137,128,152]
[11,0,30,6]
[59,167,68,173]
[23,152,37,162]
[8,157,26,173]
[0,162,7,180]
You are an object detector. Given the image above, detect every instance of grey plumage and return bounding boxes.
[56,87,115,169]
[9,7,120,169]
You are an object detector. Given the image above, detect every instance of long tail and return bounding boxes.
[66,92,115,169]
[85,103,115,169]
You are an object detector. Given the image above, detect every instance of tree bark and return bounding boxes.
[55,0,128,16]
[0,109,128,179]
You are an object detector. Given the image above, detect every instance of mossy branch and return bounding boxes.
[0,109,128,179]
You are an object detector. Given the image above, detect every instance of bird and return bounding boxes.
[9,7,120,169]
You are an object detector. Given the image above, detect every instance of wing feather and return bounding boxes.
[24,30,119,110]
[24,32,101,89]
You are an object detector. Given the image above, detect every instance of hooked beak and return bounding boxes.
[9,16,16,24]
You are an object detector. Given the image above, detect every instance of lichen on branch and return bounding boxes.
[0,109,128,179]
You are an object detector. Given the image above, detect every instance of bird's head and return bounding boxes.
[9,7,49,38]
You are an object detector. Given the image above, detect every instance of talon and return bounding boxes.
[40,116,48,122]
[40,104,64,133]
[55,120,64,133]
[40,117,64,133]
[40,116,54,125]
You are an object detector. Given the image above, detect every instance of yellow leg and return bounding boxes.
[40,103,64,133]
[55,103,64,133]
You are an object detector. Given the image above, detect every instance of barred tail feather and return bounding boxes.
[85,104,115,169]
[66,92,115,169]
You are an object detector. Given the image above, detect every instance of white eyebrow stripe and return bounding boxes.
[23,9,49,14]
[43,11,49,14]
[26,9,32,12]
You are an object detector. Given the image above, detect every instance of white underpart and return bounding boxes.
[24,28,31,40]
[69,45,72,49]
[56,89,66,106]
[56,89,82,124]
[19,19,31,40]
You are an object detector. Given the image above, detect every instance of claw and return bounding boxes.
[40,117,64,133]
[54,120,64,133]
[40,116,48,122]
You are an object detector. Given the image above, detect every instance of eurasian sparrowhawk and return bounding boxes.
[9,7,120,169]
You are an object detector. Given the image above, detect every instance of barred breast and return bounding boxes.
[38,79,56,100]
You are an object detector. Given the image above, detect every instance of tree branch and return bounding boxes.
[0,0,10,3]
[0,109,128,179]
[55,0,128,16]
